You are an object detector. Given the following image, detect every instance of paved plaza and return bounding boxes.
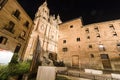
[58,75,91,80]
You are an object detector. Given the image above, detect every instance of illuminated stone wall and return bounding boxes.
[58,18,120,71]
[24,1,62,61]
[0,0,33,60]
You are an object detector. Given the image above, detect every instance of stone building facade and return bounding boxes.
[24,2,62,62]
[0,0,33,60]
[58,18,120,71]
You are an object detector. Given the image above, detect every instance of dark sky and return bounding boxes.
[18,0,120,25]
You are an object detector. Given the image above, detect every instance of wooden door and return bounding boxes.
[72,55,79,67]
[102,60,112,69]
[100,54,112,69]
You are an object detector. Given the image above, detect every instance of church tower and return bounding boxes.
[24,1,62,66]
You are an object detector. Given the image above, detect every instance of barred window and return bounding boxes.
[62,47,68,52]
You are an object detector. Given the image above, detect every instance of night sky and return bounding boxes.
[18,0,120,25]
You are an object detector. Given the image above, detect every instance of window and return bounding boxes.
[113,31,117,36]
[76,38,80,42]
[4,21,15,33]
[100,54,109,59]
[63,40,66,43]
[99,44,105,51]
[13,9,20,19]
[62,47,68,52]
[87,36,90,39]
[0,36,3,43]
[90,54,94,58]
[117,43,120,46]
[109,24,115,30]
[70,25,73,28]
[14,44,21,53]
[117,43,120,51]
[24,21,29,28]
[89,45,92,48]
[94,27,99,32]
[0,36,7,45]
[85,28,89,33]
[43,17,46,20]
[96,33,100,38]
[0,0,7,10]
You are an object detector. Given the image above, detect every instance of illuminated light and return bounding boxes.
[99,44,105,51]
[99,44,104,48]
[0,50,14,65]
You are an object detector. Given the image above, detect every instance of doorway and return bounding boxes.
[100,54,112,69]
[72,55,79,67]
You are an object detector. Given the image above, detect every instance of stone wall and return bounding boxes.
[58,18,120,71]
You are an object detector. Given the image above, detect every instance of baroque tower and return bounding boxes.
[24,1,62,65]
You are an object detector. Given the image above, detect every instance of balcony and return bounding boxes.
[0,0,8,10]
